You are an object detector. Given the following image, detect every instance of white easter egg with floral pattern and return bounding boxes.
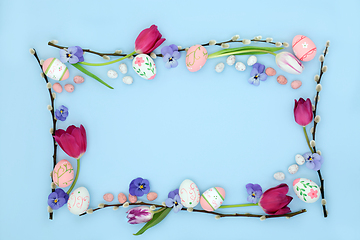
[132,54,156,80]
[293,178,320,203]
[67,187,90,215]
[179,179,200,208]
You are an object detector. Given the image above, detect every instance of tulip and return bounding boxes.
[135,25,166,54]
[275,52,304,74]
[54,125,87,159]
[258,183,293,215]
[126,206,154,224]
[294,98,313,126]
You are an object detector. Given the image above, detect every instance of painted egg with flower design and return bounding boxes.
[67,187,90,215]
[42,58,70,81]
[185,45,208,72]
[292,35,317,62]
[200,187,225,212]
[293,178,320,203]
[132,54,156,80]
[179,179,200,208]
[52,159,74,188]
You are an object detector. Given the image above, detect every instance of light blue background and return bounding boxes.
[0,0,359,239]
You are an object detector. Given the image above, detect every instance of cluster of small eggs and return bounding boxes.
[107,63,134,84]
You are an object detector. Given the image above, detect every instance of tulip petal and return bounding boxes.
[54,129,65,137]
[66,125,77,134]
[59,133,80,159]
[71,128,86,157]
[146,38,166,54]
[80,125,87,153]
[274,206,291,215]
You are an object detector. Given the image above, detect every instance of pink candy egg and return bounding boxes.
[200,187,226,212]
[52,83,63,93]
[73,75,84,84]
[277,75,288,85]
[265,67,276,76]
[185,45,208,72]
[292,35,317,61]
[52,159,74,188]
[64,84,74,93]
[147,192,158,201]
[291,80,302,89]
[103,193,114,202]
[117,193,127,203]
[128,194,137,203]
[42,58,69,81]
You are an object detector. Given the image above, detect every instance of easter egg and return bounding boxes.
[73,75,84,84]
[67,187,90,215]
[117,193,127,203]
[291,80,302,89]
[52,159,74,188]
[179,179,200,208]
[293,178,320,203]
[52,83,63,93]
[200,187,225,212]
[132,54,156,80]
[273,172,285,181]
[292,35,317,61]
[103,193,114,202]
[147,192,158,201]
[64,84,74,93]
[185,45,208,72]
[42,58,69,81]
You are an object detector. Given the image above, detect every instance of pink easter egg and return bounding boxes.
[103,193,114,202]
[292,35,317,62]
[200,187,226,212]
[128,194,137,203]
[147,192,158,201]
[73,75,84,84]
[52,83,63,93]
[64,84,74,93]
[277,75,288,85]
[42,58,69,81]
[265,67,276,76]
[52,159,74,188]
[185,45,208,72]
[117,193,127,203]
[291,80,302,89]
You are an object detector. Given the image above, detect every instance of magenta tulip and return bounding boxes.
[258,183,293,215]
[54,125,87,159]
[126,206,153,224]
[294,98,313,126]
[135,25,166,54]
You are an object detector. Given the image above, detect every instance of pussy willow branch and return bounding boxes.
[32,49,58,220]
[48,38,283,58]
[312,43,329,218]
[79,202,306,219]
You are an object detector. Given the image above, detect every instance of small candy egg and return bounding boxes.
[119,63,128,74]
[288,164,299,174]
[265,67,276,76]
[273,172,285,181]
[42,58,69,81]
[247,55,257,66]
[293,178,320,203]
[291,80,302,89]
[73,75,84,84]
[185,45,208,72]
[179,179,200,208]
[117,193,127,203]
[68,187,90,215]
[132,54,157,80]
[103,193,114,202]
[64,84,74,93]
[295,154,305,165]
[123,76,133,85]
[235,62,246,71]
[277,75,287,85]
[215,63,225,73]
[147,192,158,201]
[107,70,118,79]
[292,35,317,61]
[52,159,74,187]
[226,55,236,66]
[200,187,225,212]
[128,194,137,203]
[52,83,63,93]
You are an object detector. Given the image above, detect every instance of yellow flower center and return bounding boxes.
[139,185,144,189]
[66,53,72,58]
[252,193,255,197]
[54,199,58,203]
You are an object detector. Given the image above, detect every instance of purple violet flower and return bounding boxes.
[55,105,69,121]
[129,177,150,197]
[60,46,84,64]
[126,206,153,224]
[246,183,263,203]
[165,189,183,213]
[47,188,69,210]
[161,44,181,69]
[303,152,324,171]
[248,63,267,86]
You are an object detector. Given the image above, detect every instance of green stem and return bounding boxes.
[303,126,314,153]
[79,51,136,66]
[208,49,276,59]
[152,207,165,214]
[219,203,258,208]
[67,158,80,194]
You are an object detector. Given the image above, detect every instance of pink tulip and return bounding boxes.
[258,183,293,215]
[54,125,87,159]
[275,52,304,74]
[135,25,166,54]
[294,98,313,126]
[126,206,153,224]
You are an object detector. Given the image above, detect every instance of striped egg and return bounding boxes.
[292,35,317,62]
[200,187,225,212]
[42,58,69,81]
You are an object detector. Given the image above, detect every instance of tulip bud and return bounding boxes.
[310,140,316,147]
[276,52,304,74]
[126,206,153,224]
[134,25,166,54]
[294,98,313,126]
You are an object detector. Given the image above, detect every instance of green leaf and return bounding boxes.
[208,46,283,59]
[134,208,172,236]
[71,63,113,89]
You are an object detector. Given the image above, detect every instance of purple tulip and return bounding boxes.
[126,206,153,224]
[275,52,304,74]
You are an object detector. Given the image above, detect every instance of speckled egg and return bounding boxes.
[132,54,156,79]
[247,55,257,66]
[292,35,317,61]
[73,76,84,84]
[147,192,158,201]
[185,45,208,72]
[215,62,225,73]
[200,187,225,212]
[295,154,305,165]
[123,76,133,85]
[128,194,137,203]
[52,83,63,93]
[265,67,276,76]
[119,63,128,74]
[226,55,236,66]
[293,178,320,203]
[291,80,302,89]
[235,62,246,71]
[52,159,74,188]
[179,179,200,208]
[288,164,299,174]
[277,75,287,85]
[103,193,114,202]
[68,187,90,215]
[107,70,118,79]
[117,193,127,203]
[64,84,74,93]
[274,172,285,181]
[42,58,69,81]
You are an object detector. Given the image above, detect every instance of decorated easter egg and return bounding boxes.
[185,45,208,72]
[293,178,320,203]
[42,58,69,81]
[64,84,74,93]
[179,179,200,208]
[67,187,90,215]
[292,35,317,61]
[52,83,63,93]
[52,159,74,188]
[200,187,225,212]
[291,80,302,89]
[132,54,156,80]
